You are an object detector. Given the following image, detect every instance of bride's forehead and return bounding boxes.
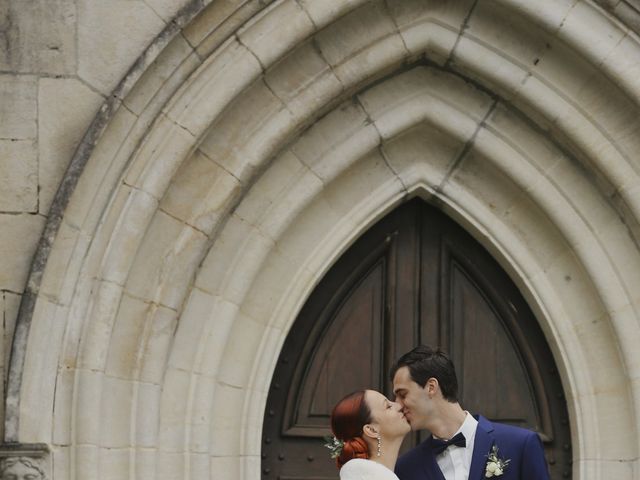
[365,389,386,403]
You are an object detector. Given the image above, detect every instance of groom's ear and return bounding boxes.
[424,377,439,398]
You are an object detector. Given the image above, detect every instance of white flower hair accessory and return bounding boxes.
[485,445,511,477]
[323,435,344,459]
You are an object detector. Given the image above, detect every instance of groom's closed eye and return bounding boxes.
[394,389,407,400]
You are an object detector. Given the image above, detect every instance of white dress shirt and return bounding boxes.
[434,412,478,480]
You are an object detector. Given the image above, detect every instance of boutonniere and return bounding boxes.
[323,435,344,459]
[485,445,511,477]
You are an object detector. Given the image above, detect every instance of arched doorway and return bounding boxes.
[261,199,571,479]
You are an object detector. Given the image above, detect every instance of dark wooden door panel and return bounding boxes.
[262,199,572,480]
[450,263,537,426]
[291,262,384,434]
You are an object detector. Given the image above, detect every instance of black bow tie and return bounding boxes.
[431,432,466,455]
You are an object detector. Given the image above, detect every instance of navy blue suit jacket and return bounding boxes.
[395,415,549,480]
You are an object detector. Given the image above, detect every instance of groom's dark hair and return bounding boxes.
[389,345,459,403]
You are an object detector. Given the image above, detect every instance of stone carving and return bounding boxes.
[0,457,46,480]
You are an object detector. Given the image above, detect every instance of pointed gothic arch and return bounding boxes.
[7,1,640,479]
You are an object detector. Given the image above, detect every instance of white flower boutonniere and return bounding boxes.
[485,445,511,477]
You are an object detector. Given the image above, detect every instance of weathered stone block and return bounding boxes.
[75,371,103,445]
[123,34,200,116]
[183,0,251,48]
[297,0,366,29]
[195,214,273,303]
[0,75,37,139]
[104,294,151,380]
[135,382,161,447]
[138,305,177,384]
[465,1,552,69]
[157,367,189,450]
[99,446,130,478]
[291,100,369,173]
[320,150,402,225]
[37,77,103,214]
[361,67,494,133]
[38,220,91,306]
[61,107,137,232]
[452,35,530,102]
[238,0,314,67]
[216,312,266,388]
[52,445,70,480]
[77,0,165,95]
[160,150,241,235]
[382,123,463,191]
[167,288,215,372]
[2,292,20,374]
[188,380,215,452]
[209,382,244,456]
[198,80,293,182]
[135,446,157,478]
[314,1,400,68]
[124,211,207,309]
[0,291,19,441]
[189,0,266,59]
[558,1,626,66]
[78,281,124,372]
[0,214,45,292]
[143,0,192,23]
[195,296,238,377]
[75,444,98,479]
[156,452,185,480]
[99,188,158,286]
[19,298,67,442]
[52,366,74,445]
[387,0,474,63]
[99,376,133,448]
[163,38,262,136]
[0,140,38,212]
[0,0,76,74]
[265,40,342,118]
[236,151,324,240]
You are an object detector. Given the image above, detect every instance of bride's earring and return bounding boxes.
[377,434,382,457]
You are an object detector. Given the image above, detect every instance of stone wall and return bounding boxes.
[0,0,196,441]
[2,1,640,479]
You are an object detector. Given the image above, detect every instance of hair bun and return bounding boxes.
[337,436,369,468]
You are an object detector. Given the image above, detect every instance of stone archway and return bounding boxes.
[6,1,640,479]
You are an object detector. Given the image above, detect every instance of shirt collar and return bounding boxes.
[432,411,478,442]
[455,411,478,443]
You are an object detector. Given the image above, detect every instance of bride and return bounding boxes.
[328,390,411,479]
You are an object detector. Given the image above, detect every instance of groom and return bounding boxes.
[391,346,549,480]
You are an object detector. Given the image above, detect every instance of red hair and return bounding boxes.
[330,391,372,468]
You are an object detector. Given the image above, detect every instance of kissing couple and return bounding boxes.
[328,345,549,480]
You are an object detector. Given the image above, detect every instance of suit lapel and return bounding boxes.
[422,437,446,480]
[468,415,495,480]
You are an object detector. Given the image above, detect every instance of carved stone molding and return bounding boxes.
[0,444,48,480]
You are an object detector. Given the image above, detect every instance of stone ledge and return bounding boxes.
[0,443,48,457]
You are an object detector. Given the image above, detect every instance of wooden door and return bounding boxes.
[261,199,572,479]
